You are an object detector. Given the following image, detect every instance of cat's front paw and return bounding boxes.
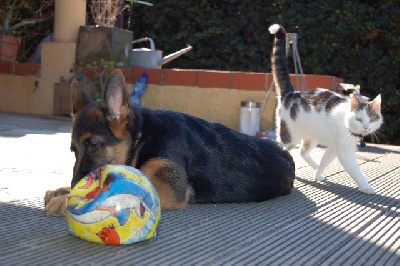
[315,175,326,182]
[358,185,376,194]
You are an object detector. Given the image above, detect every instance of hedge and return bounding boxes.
[3,0,399,144]
[128,0,400,145]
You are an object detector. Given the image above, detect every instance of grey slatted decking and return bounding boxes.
[0,113,399,265]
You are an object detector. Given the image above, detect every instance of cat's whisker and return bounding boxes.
[343,133,352,146]
[372,130,384,144]
[342,129,355,147]
[369,133,376,144]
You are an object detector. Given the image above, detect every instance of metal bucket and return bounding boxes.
[125,37,192,69]
[240,100,261,136]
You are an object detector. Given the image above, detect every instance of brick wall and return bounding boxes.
[0,62,344,132]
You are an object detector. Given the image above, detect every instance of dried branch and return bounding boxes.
[90,0,124,27]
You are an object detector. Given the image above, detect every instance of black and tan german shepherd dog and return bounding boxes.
[45,69,295,216]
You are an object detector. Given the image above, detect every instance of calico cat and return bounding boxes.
[268,24,383,194]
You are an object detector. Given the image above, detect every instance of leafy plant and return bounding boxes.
[125,0,153,29]
[59,67,90,84]
[86,59,117,97]
[0,0,35,36]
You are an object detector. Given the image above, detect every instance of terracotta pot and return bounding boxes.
[0,34,21,62]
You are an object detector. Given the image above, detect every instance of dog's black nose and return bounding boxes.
[71,175,85,188]
[72,164,93,188]
[71,179,78,188]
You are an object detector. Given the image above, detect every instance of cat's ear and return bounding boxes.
[350,94,361,111]
[371,94,381,112]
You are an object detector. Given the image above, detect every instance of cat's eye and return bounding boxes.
[356,118,362,122]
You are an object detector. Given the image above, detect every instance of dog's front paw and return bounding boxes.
[44,187,70,216]
[358,185,376,194]
[45,194,69,216]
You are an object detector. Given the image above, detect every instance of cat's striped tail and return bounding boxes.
[269,24,295,98]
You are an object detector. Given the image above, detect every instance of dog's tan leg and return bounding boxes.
[44,187,71,216]
[140,158,193,211]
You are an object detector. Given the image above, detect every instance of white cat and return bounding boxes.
[269,24,383,194]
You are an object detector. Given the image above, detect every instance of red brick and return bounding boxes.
[197,70,230,89]
[132,68,163,85]
[0,61,14,74]
[164,69,196,87]
[121,67,135,83]
[14,63,40,76]
[231,71,266,91]
[294,74,344,92]
[332,77,344,93]
[263,73,344,93]
[266,73,274,91]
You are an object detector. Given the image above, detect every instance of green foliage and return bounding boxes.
[85,60,130,99]
[126,0,153,5]
[59,68,90,84]
[124,0,153,29]
[86,59,116,94]
[0,0,35,35]
[128,0,400,145]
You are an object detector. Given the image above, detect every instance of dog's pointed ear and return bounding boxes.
[101,69,130,121]
[72,79,92,114]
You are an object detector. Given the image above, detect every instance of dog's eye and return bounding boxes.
[84,139,91,147]
[85,139,102,150]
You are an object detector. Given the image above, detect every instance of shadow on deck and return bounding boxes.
[0,113,399,265]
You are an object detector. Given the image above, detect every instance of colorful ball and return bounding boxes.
[66,165,161,245]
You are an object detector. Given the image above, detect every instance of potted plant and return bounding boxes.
[76,0,153,65]
[85,59,118,99]
[0,0,35,62]
[53,60,123,116]
[85,59,132,100]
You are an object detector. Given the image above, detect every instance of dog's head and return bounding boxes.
[70,69,136,188]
